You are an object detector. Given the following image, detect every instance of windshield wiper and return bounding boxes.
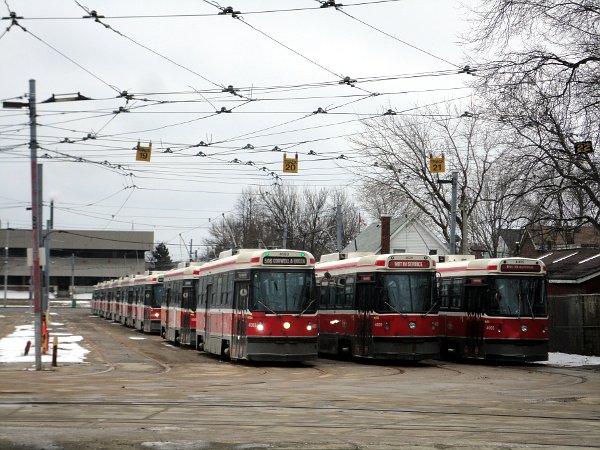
[383,300,404,316]
[297,299,316,317]
[423,300,438,317]
[254,298,279,316]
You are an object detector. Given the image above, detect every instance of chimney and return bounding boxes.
[380,215,391,254]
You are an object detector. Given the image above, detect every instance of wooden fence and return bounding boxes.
[549,294,600,356]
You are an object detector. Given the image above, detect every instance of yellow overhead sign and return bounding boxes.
[283,153,298,173]
[429,154,445,173]
[136,142,152,162]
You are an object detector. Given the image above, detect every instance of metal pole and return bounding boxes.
[44,200,53,311]
[449,171,458,255]
[71,253,75,308]
[336,204,343,253]
[44,219,51,312]
[3,226,9,308]
[461,203,468,255]
[282,223,288,248]
[29,79,43,370]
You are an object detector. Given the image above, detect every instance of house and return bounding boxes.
[539,248,600,295]
[342,215,449,255]
[519,224,600,258]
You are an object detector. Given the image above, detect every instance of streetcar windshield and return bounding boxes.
[251,270,315,313]
[147,285,163,307]
[378,273,437,313]
[487,277,546,317]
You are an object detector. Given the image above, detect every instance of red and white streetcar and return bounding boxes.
[315,252,440,360]
[437,256,549,361]
[195,248,318,362]
[161,263,203,345]
[132,272,165,333]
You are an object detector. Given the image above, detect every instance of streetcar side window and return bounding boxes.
[344,277,355,308]
[335,277,346,309]
[318,280,331,308]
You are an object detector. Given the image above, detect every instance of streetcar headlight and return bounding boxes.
[384,321,390,331]
[521,325,528,333]
[408,321,416,329]
[283,321,291,330]
[153,312,160,318]
[306,323,313,331]
[257,322,264,331]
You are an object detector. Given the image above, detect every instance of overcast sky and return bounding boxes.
[0,0,475,260]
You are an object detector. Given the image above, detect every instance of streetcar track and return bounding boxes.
[0,417,598,443]
[1,399,598,422]
[85,317,172,375]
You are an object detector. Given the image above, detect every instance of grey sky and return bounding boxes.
[0,0,474,260]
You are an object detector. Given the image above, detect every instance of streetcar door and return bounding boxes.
[464,283,485,358]
[355,281,373,357]
[204,282,213,351]
[231,280,249,360]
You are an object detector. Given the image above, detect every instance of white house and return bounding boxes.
[342,216,449,255]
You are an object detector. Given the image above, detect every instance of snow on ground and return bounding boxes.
[0,290,91,300]
[0,320,89,364]
[537,352,600,367]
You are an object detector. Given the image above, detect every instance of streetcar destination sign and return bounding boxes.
[501,264,541,272]
[388,260,430,268]
[263,256,307,265]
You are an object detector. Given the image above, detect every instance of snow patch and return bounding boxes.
[0,323,89,363]
[538,352,600,367]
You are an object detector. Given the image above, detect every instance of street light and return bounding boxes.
[3,82,89,370]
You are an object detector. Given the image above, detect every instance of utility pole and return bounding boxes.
[43,200,54,312]
[282,224,288,248]
[449,171,458,255]
[3,224,9,308]
[336,204,343,253]
[29,79,43,370]
[438,171,459,255]
[461,203,468,255]
[70,253,75,308]
[3,83,89,369]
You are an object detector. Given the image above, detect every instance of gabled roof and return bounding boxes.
[343,216,408,253]
[498,228,524,255]
[343,217,448,254]
[539,248,600,283]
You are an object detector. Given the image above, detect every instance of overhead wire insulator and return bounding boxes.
[272,146,282,152]
[218,6,241,18]
[320,0,343,9]
[216,107,232,113]
[313,107,327,114]
[196,151,207,157]
[243,143,254,149]
[458,65,476,75]
[383,109,397,116]
[82,10,105,20]
[308,150,317,155]
[339,76,356,85]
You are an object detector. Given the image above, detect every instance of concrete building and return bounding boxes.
[1,228,154,294]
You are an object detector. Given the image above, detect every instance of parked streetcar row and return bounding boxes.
[91,248,549,363]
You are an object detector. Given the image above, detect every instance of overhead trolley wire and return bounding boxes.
[334,8,461,69]
[74,0,224,91]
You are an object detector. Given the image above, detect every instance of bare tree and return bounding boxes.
[468,0,600,231]
[351,104,501,249]
[202,185,362,260]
